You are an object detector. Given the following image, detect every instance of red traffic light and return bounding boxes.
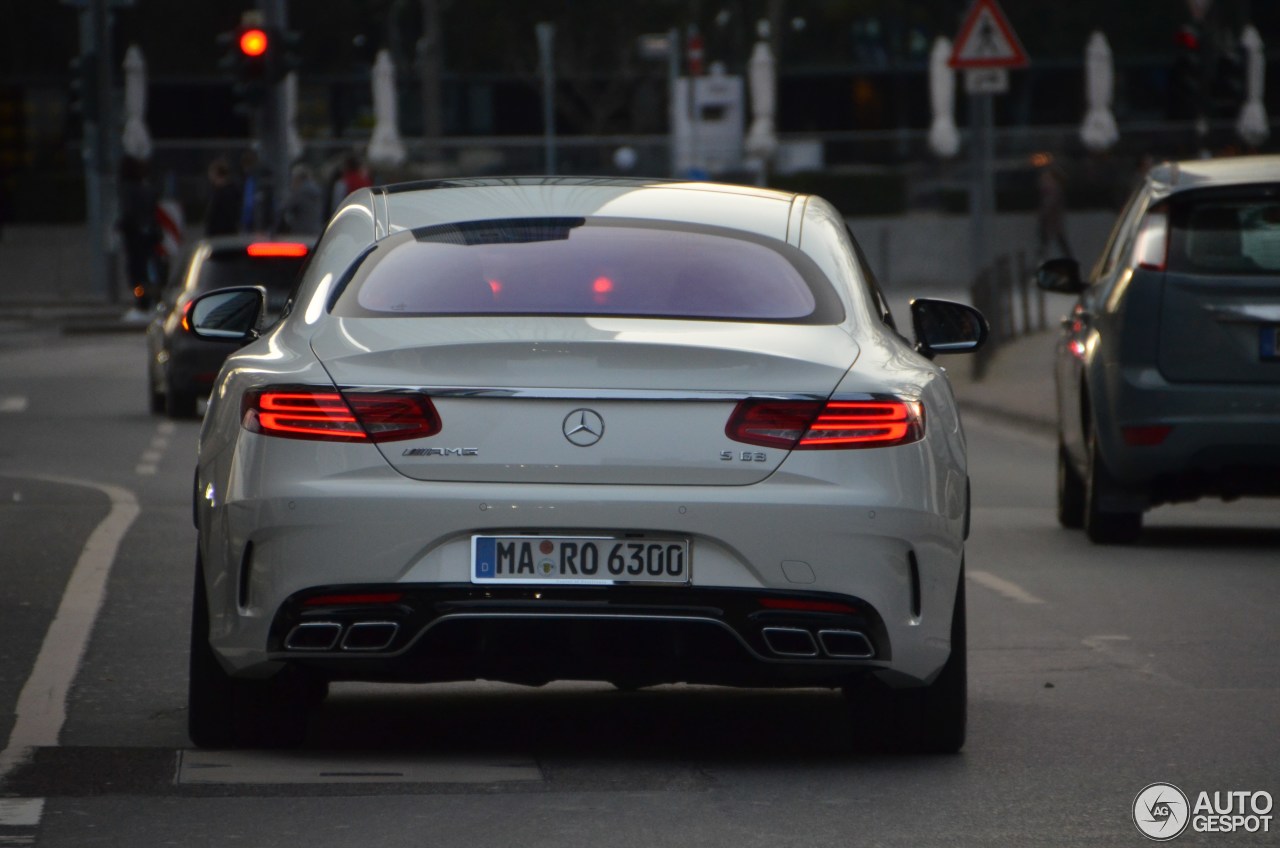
[239,28,269,57]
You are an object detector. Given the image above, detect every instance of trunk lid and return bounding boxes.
[1157,189,1280,384]
[311,316,859,484]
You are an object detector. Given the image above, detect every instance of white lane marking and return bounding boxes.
[135,423,175,477]
[175,751,542,785]
[0,799,43,826]
[968,570,1046,605]
[0,477,140,784]
[0,397,28,413]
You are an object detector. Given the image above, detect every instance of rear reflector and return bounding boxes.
[247,242,309,258]
[242,388,441,442]
[726,398,924,450]
[1121,425,1172,447]
[303,592,405,607]
[759,597,859,614]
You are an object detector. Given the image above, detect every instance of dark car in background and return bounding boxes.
[146,235,314,418]
[1038,154,1280,543]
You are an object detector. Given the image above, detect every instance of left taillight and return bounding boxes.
[242,389,441,442]
[726,398,924,450]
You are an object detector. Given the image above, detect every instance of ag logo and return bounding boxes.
[1133,783,1190,841]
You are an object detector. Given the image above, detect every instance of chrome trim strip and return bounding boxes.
[337,386,917,404]
[342,386,826,402]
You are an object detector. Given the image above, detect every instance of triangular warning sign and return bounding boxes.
[949,0,1029,69]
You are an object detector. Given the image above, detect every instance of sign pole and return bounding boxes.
[969,91,992,284]
[948,0,1028,286]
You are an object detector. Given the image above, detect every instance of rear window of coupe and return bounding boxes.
[329,217,844,323]
[1169,187,1280,275]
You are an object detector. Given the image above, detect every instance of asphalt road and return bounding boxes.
[1,330,1277,847]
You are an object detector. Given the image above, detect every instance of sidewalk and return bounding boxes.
[0,224,148,332]
[941,330,1059,433]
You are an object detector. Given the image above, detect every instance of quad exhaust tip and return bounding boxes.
[817,629,875,659]
[284,621,400,652]
[284,622,342,651]
[341,621,400,652]
[761,626,819,657]
[761,626,876,659]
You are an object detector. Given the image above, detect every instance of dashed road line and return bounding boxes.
[968,569,1046,605]
[0,396,28,413]
[135,420,176,476]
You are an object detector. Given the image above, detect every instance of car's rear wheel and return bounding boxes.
[147,365,165,415]
[844,566,966,754]
[188,554,314,749]
[1084,433,1142,544]
[1057,441,1085,528]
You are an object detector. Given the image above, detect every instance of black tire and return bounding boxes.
[165,379,199,419]
[1083,433,1142,544]
[148,368,165,415]
[1057,442,1085,529]
[188,555,311,749]
[844,566,967,754]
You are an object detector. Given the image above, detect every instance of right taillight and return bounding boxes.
[726,398,924,450]
[1133,208,1169,271]
[242,388,441,442]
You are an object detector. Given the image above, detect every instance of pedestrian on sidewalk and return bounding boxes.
[203,157,240,237]
[117,155,161,310]
[329,153,372,214]
[1036,163,1072,260]
[239,149,263,232]
[277,164,323,235]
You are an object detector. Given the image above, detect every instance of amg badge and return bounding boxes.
[402,447,479,457]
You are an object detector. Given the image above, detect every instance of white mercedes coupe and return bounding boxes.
[186,177,987,752]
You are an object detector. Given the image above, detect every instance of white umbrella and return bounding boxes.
[744,35,778,182]
[927,36,959,158]
[284,71,304,162]
[367,49,407,168]
[1236,25,1269,148]
[1080,31,1119,153]
[121,44,152,160]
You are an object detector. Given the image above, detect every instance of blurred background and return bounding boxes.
[0,0,1276,306]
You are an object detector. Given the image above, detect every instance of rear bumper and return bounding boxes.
[197,449,964,686]
[1099,367,1280,501]
[264,584,892,689]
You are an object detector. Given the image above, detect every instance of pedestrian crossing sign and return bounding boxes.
[949,0,1029,69]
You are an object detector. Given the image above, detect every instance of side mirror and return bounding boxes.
[1036,257,1085,294]
[910,298,989,359]
[189,286,266,343]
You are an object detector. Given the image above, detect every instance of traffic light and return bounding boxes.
[68,52,99,122]
[218,21,302,113]
[1168,23,1204,120]
[219,22,273,111]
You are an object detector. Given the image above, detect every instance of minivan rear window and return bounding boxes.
[1169,187,1280,275]
[330,217,844,324]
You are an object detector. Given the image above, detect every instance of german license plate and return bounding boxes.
[1262,326,1280,361]
[471,535,690,585]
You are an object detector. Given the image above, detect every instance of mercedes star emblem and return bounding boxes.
[562,408,605,447]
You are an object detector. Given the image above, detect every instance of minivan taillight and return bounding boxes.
[242,389,441,442]
[1133,208,1169,271]
[726,398,924,450]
